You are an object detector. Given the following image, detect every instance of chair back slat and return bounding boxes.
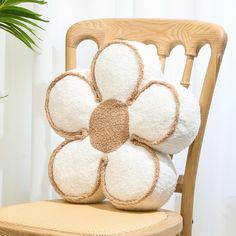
[181,55,194,88]
[159,55,167,74]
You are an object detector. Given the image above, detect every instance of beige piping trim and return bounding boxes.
[45,70,98,139]
[130,80,180,145]
[48,139,103,203]
[101,140,160,206]
[90,40,144,103]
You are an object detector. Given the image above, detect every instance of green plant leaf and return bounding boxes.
[0,23,35,49]
[0,0,7,6]
[0,23,34,49]
[0,0,48,50]
[0,6,48,22]
[0,94,8,99]
[0,16,41,39]
[2,0,47,6]
[0,13,44,30]
[10,23,38,47]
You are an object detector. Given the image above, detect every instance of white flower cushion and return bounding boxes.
[45,40,200,211]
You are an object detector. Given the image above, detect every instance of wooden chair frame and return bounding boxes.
[65,19,227,236]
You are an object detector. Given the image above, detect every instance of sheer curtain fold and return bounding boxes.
[30,1,53,201]
[0,0,235,235]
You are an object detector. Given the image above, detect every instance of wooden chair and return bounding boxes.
[0,19,227,236]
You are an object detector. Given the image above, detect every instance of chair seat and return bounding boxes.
[0,200,182,236]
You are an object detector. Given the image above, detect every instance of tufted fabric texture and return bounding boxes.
[45,40,200,210]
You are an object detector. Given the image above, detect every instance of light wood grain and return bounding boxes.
[66,18,227,70]
[66,19,227,236]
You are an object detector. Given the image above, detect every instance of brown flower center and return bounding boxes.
[89,99,129,153]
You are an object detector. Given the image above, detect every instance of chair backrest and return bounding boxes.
[65,19,227,236]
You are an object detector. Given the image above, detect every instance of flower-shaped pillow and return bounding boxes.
[45,40,200,211]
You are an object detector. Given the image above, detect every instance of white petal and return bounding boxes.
[152,84,201,154]
[92,41,161,103]
[49,137,105,203]
[103,141,157,203]
[129,81,200,154]
[46,70,97,138]
[117,153,177,211]
[128,41,163,87]
[129,81,177,143]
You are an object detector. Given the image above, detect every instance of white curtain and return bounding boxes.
[0,0,235,235]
